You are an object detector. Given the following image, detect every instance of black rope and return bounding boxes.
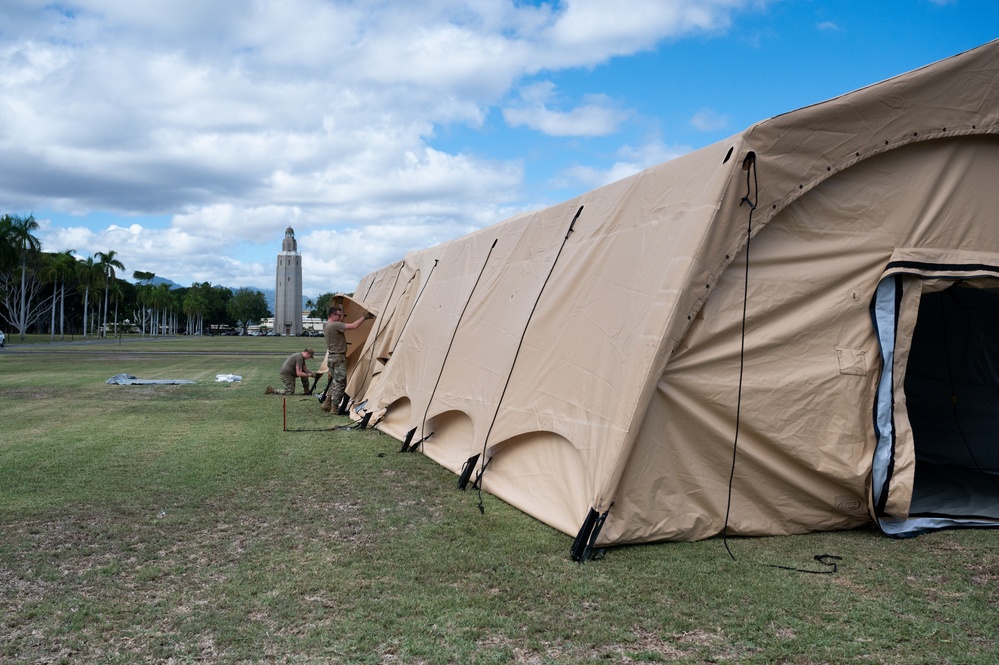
[360,273,376,303]
[722,154,757,561]
[389,259,439,359]
[419,239,499,452]
[352,263,404,405]
[364,260,439,428]
[474,206,583,513]
[767,554,842,575]
[720,155,842,575]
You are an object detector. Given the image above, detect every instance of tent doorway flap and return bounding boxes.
[873,270,999,536]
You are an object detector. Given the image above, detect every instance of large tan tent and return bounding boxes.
[340,41,999,558]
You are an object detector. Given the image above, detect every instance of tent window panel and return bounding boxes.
[905,283,999,519]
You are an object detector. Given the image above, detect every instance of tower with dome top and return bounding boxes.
[274,227,303,336]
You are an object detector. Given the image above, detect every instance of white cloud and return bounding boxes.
[4,0,769,293]
[503,81,630,137]
[542,0,750,64]
[690,107,730,132]
[556,141,692,189]
[817,21,840,31]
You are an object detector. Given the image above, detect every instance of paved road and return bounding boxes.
[1,336,287,356]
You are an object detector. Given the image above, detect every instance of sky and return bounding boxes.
[2,0,996,298]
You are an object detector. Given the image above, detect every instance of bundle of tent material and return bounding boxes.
[340,40,999,558]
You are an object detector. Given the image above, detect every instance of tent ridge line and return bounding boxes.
[751,124,999,234]
[667,150,756,353]
[706,125,999,333]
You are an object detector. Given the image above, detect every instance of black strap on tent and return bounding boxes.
[571,509,599,561]
[472,206,583,515]
[400,427,418,453]
[722,152,758,562]
[306,372,323,395]
[399,427,434,452]
[408,431,432,452]
[330,414,372,432]
[418,239,499,454]
[316,374,334,402]
[458,454,481,490]
[570,505,612,562]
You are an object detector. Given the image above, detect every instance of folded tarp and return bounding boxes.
[106,373,196,385]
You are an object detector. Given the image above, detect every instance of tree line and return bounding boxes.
[0,213,273,341]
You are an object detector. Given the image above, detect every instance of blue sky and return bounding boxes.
[1,0,995,297]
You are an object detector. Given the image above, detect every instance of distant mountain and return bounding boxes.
[246,287,312,314]
[132,276,182,289]
[253,287,277,314]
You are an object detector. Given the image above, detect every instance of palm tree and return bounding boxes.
[138,284,155,336]
[1,214,41,341]
[56,250,77,339]
[41,250,76,340]
[76,256,98,339]
[183,291,208,335]
[40,253,59,339]
[109,280,124,337]
[153,283,173,335]
[132,271,155,336]
[95,250,125,339]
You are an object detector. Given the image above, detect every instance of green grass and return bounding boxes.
[1,338,998,663]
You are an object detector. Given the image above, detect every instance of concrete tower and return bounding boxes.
[274,227,303,336]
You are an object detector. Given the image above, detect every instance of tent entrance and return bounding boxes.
[906,282,999,518]
[873,272,999,536]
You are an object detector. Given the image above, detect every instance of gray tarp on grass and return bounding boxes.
[106,373,196,385]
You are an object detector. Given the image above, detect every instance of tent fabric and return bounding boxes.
[340,41,999,547]
[316,294,377,376]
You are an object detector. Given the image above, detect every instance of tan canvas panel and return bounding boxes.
[340,41,999,548]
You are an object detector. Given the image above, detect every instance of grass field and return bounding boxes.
[1,336,998,663]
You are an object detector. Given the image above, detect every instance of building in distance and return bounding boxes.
[274,227,303,336]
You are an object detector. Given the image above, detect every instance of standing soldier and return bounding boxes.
[321,306,372,413]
